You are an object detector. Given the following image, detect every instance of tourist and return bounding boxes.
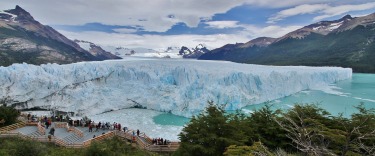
[105,122,110,129]
[95,124,99,132]
[49,127,55,136]
[80,119,84,127]
[27,113,31,121]
[45,120,50,129]
[137,129,140,136]
[89,124,93,132]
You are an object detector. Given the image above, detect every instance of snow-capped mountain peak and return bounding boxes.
[0,10,18,22]
[179,44,209,58]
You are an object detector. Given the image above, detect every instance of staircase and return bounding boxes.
[0,121,26,133]
[62,133,83,144]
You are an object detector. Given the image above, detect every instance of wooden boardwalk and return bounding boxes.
[0,117,180,152]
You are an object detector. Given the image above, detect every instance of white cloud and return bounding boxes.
[313,2,375,21]
[0,0,337,32]
[205,21,241,29]
[58,30,250,49]
[0,0,248,32]
[244,0,331,8]
[269,2,375,23]
[268,4,329,23]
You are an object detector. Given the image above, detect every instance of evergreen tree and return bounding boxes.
[176,101,246,156]
[247,105,289,149]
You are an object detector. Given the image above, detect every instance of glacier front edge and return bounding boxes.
[0,58,352,117]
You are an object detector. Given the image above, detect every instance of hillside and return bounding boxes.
[199,13,375,73]
[0,6,118,66]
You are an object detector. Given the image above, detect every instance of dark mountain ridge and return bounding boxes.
[0,5,118,66]
[200,13,375,73]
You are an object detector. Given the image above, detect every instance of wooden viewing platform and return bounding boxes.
[0,116,180,152]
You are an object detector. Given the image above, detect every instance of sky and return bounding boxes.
[1,0,375,49]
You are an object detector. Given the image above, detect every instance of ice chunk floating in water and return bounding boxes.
[0,58,352,117]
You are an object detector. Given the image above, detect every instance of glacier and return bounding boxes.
[0,58,352,117]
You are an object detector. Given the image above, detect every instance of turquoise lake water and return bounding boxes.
[153,73,375,126]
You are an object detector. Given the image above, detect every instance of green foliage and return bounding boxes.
[0,136,158,156]
[176,101,248,156]
[223,142,274,156]
[0,137,56,156]
[85,136,153,156]
[0,105,20,126]
[246,105,289,149]
[176,102,375,155]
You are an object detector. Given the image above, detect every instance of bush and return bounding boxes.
[0,105,20,126]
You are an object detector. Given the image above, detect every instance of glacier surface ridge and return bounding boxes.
[0,58,352,117]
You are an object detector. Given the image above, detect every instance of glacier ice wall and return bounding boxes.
[0,58,352,117]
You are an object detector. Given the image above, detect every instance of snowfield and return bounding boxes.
[0,58,352,117]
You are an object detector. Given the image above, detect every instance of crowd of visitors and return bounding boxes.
[152,137,170,145]
[25,112,171,146]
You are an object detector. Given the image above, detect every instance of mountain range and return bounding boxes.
[200,13,375,73]
[0,5,119,66]
[75,40,209,59]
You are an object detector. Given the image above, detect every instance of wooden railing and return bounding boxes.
[37,122,46,135]
[146,143,180,152]
[54,122,68,128]
[113,130,180,152]
[54,122,84,137]
[69,127,84,137]
[82,131,115,147]
[0,121,26,133]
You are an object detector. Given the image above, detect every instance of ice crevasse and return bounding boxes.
[0,58,352,117]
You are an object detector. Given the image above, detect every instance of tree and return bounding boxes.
[246,105,289,149]
[0,105,20,126]
[275,104,334,156]
[330,103,375,155]
[176,101,246,156]
[223,142,274,156]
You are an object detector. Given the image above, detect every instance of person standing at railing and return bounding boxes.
[137,129,140,136]
[49,127,55,136]
[132,130,136,143]
[27,113,31,122]
[45,119,50,129]
[88,123,93,132]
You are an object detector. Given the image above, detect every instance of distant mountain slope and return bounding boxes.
[74,40,121,60]
[0,6,117,66]
[200,13,375,73]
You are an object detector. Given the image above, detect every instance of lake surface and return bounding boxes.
[154,73,375,126]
